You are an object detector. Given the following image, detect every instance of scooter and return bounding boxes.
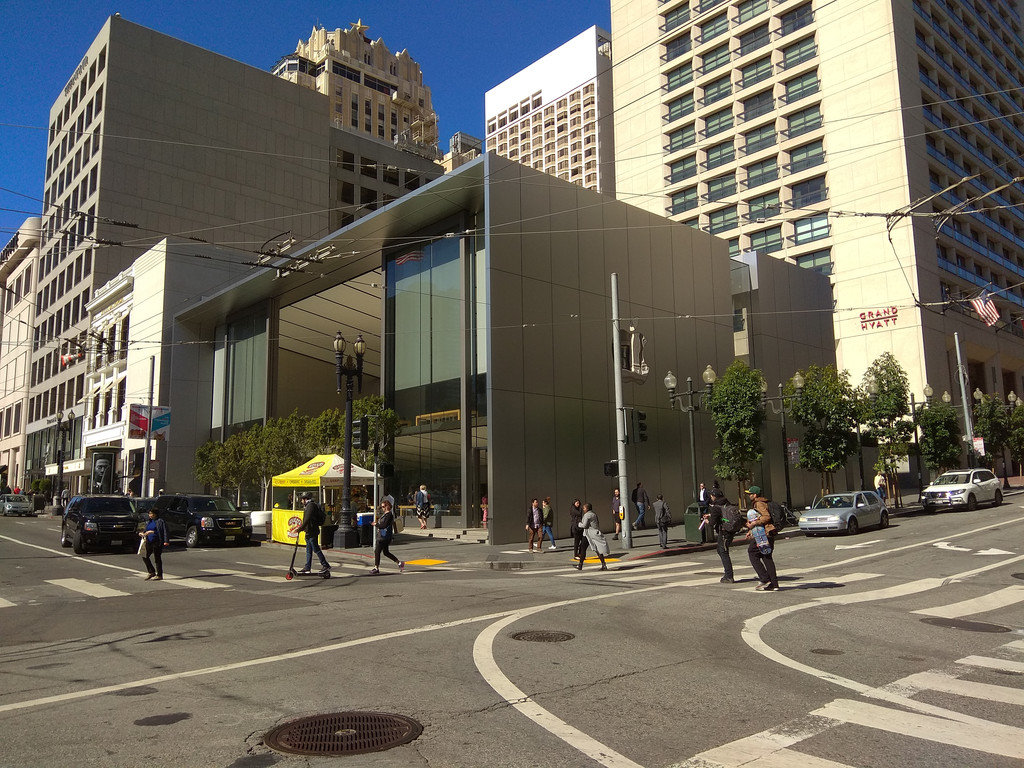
[285,536,330,580]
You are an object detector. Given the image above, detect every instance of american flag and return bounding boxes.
[395,250,423,266]
[970,291,1001,326]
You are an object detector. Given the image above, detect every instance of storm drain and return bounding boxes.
[264,712,422,756]
[920,617,1010,633]
[511,630,575,643]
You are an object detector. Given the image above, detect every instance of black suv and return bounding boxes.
[152,494,252,548]
[61,495,141,554]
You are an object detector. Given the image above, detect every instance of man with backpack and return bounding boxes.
[289,492,331,576]
[704,488,742,583]
[744,485,780,591]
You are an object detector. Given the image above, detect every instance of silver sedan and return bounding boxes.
[798,491,889,536]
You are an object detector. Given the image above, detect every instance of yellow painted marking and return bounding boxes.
[403,558,448,566]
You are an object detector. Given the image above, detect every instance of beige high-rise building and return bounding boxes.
[612,0,1024,401]
[485,26,616,193]
[274,21,441,160]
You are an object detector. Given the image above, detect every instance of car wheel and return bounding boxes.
[846,517,859,536]
[993,489,1002,507]
[879,510,889,529]
[60,525,72,548]
[185,526,200,548]
[966,493,977,511]
[72,530,86,554]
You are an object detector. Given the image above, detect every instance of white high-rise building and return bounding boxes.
[485,26,616,194]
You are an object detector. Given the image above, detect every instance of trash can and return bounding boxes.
[684,503,709,543]
[356,513,374,546]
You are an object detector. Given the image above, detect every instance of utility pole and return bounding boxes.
[610,273,631,549]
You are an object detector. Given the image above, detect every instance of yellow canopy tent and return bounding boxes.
[270,455,377,544]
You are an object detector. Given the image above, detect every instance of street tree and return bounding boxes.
[709,360,766,500]
[194,440,228,495]
[1006,403,1024,476]
[220,431,255,505]
[788,364,859,493]
[916,400,963,472]
[972,393,1010,473]
[305,408,345,455]
[862,352,912,503]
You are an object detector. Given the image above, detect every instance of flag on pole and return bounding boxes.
[970,291,1001,326]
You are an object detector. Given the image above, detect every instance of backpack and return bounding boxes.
[767,499,788,532]
[718,503,743,533]
[312,502,326,527]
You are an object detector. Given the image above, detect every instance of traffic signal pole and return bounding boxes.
[611,273,631,549]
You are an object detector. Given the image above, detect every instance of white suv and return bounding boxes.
[922,469,1001,512]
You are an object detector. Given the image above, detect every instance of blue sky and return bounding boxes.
[0,0,610,240]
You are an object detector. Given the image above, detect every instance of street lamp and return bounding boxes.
[855,378,879,492]
[910,384,935,501]
[761,371,805,509]
[664,365,717,506]
[55,409,75,507]
[333,331,366,548]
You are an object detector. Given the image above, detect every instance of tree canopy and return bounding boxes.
[709,360,765,499]
[788,364,859,493]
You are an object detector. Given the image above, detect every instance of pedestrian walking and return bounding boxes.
[653,494,672,549]
[288,492,330,575]
[631,482,651,530]
[526,498,542,552]
[874,471,887,502]
[697,482,711,542]
[140,507,168,580]
[541,496,556,550]
[568,498,585,561]
[415,484,430,529]
[370,499,404,574]
[744,485,779,591]
[481,495,488,527]
[703,488,742,582]
[576,502,609,570]
[611,488,622,540]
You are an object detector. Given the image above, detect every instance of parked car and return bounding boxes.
[1,494,33,517]
[798,491,889,536]
[60,495,141,554]
[132,496,159,517]
[922,469,1001,512]
[152,494,252,548]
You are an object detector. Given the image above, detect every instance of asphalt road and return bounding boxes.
[0,502,1022,768]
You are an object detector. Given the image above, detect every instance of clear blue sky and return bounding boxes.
[0,0,610,240]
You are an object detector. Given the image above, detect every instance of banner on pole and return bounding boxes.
[128,405,171,440]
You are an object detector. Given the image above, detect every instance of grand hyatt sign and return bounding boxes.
[860,306,898,331]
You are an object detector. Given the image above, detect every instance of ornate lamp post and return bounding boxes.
[761,372,805,509]
[664,365,717,504]
[333,331,365,548]
[910,384,935,501]
[55,409,75,507]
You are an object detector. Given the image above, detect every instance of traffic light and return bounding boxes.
[353,416,369,450]
[603,460,618,476]
[635,410,648,442]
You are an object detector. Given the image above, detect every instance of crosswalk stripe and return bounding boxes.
[912,585,1024,618]
[46,578,130,598]
[894,670,1024,706]
[159,575,227,590]
[955,655,1024,674]
[560,561,704,579]
[0,597,16,608]
[811,699,1024,759]
[679,717,840,767]
[201,568,286,583]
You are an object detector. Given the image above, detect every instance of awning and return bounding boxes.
[272,454,377,488]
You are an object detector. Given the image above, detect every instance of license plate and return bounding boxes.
[224,535,235,541]
[111,539,122,546]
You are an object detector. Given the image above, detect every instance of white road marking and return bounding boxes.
[0,597,16,608]
[933,541,971,551]
[912,585,1024,618]
[45,578,130,598]
[811,698,1024,759]
[956,655,1024,674]
[559,561,704,579]
[975,548,1015,555]
[891,670,1024,706]
[201,568,287,583]
[833,539,882,550]
[159,575,227,590]
[675,720,851,768]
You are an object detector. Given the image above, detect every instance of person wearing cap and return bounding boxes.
[744,485,779,591]
[704,488,741,582]
[289,492,330,575]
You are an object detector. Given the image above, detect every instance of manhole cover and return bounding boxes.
[265,712,422,756]
[810,648,843,655]
[920,617,1011,633]
[510,630,575,643]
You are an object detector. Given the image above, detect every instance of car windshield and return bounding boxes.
[2,495,24,503]
[194,497,236,512]
[934,473,970,485]
[814,494,854,509]
[87,498,135,514]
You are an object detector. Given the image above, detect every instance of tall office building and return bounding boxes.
[273,21,441,160]
[24,15,442,493]
[485,26,616,193]
[611,0,1024,398]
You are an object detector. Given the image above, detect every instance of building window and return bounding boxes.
[796,247,832,274]
[708,206,739,234]
[665,33,692,62]
[784,70,819,102]
[670,186,699,214]
[744,123,776,153]
[780,3,814,35]
[663,5,691,33]
[742,90,774,121]
[701,43,731,74]
[667,124,697,151]
[667,94,695,122]
[738,24,770,56]
[705,140,735,169]
[706,173,736,201]
[786,104,822,137]
[704,107,733,137]
[745,157,778,187]
[740,57,773,88]
[793,213,830,243]
[728,238,741,257]
[667,64,694,92]
[746,191,780,220]
[782,36,817,69]
[669,155,698,183]
[789,140,824,172]
[737,0,769,23]
[749,225,783,253]
[791,175,827,207]
[703,75,732,105]
[700,13,729,42]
